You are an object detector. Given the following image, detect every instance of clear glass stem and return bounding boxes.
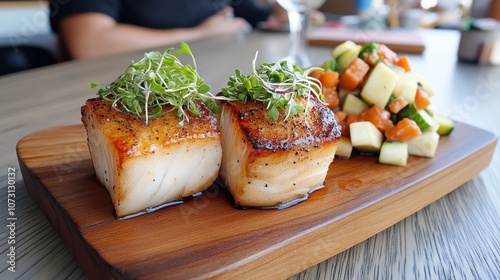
[286,10,311,68]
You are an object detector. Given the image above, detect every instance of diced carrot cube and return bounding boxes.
[319,71,339,89]
[388,96,408,114]
[339,121,350,137]
[346,114,362,126]
[414,86,431,110]
[334,110,347,123]
[309,69,323,81]
[359,105,392,133]
[395,55,411,72]
[338,58,371,91]
[378,44,398,63]
[323,87,340,109]
[361,52,380,67]
[385,118,422,142]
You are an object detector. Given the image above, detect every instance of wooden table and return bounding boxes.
[1,29,499,279]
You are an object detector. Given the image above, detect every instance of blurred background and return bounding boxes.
[0,0,498,75]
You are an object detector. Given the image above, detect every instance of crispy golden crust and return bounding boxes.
[218,97,341,207]
[81,98,220,166]
[221,97,341,152]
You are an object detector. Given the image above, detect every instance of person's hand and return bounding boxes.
[197,6,251,36]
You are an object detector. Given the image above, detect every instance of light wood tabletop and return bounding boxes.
[1,29,499,279]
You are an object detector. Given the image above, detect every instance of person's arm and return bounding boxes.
[58,7,250,60]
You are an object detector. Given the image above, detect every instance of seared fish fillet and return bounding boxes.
[81,98,222,218]
[218,98,341,208]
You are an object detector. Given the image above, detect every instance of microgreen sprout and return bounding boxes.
[221,52,325,121]
[89,42,221,126]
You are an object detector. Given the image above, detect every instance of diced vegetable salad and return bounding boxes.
[310,41,455,166]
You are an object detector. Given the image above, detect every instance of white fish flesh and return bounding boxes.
[81,98,222,218]
[218,97,341,208]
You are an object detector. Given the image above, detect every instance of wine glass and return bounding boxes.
[275,0,326,68]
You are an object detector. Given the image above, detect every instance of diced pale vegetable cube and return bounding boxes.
[416,109,437,131]
[342,94,369,116]
[360,62,399,108]
[393,73,418,103]
[425,119,440,133]
[433,114,455,136]
[404,72,436,97]
[425,108,435,116]
[350,121,384,153]
[337,45,362,75]
[379,141,408,166]
[408,131,440,158]
[331,40,357,59]
[388,64,406,77]
[335,137,353,159]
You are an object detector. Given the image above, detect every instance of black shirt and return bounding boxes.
[49,0,272,32]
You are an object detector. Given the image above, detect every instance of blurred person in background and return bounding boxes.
[49,0,288,60]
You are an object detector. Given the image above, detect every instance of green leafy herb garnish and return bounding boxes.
[90,42,221,126]
[220,52,325,121]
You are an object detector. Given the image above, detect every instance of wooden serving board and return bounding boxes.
[17,123,496,279]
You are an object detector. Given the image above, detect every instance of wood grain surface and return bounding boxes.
[16,122,496,279]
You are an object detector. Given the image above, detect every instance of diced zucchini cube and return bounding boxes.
[433,114,455,136]
[416,109,437,131]
[335,137,353,159]
[337,45,362,75]
[331,40,357,59]
[425,107,434,116]
[349,121,384,153]
[361,62,399,108]
[408,131,440,158]
[379,141,408,166]
[342,93,369,116]
[321,59,337,71]
[398,105,437,131]
[425,117,440,132]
